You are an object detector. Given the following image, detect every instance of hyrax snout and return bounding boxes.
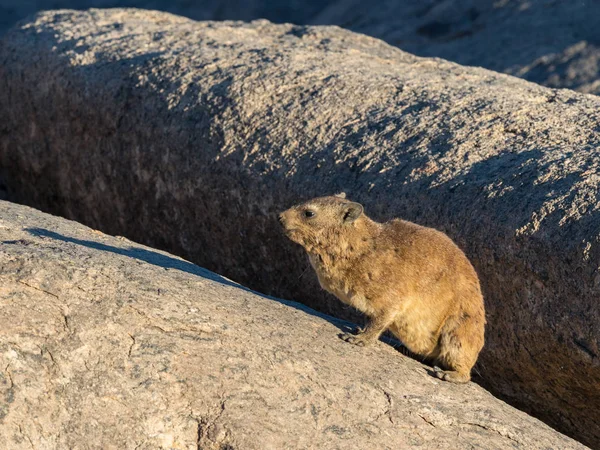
[279,193,486,383]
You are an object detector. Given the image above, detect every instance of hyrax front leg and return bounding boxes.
[341,310,397,347]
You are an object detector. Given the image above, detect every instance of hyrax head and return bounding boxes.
[278,193,364,251]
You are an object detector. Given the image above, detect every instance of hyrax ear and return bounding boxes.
[342,202,363,223]
[334,192,346,199]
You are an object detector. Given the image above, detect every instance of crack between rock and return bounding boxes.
[417,414,436,427]
[45,349,56,366]
[127,333,136,358]
[4,363,14,389]
[16,281,72,334]
[371,387,396,425]
[573,339,598,360]
[17,280,59,299]
[216,397,226,421]
[17,424,35,449]
[134,440,148,450]
[416,412,521,445]
[460,422,521,444]
[196,396,231,450]
[63,314,71,333]
[522,343,536,362]
[37,345,57,368]
[127,306,172,332]
[149,324,169,334]
[382,390,394,424]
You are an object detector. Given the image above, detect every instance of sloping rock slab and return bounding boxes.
[0,200,589,449]
[0,9,599,446]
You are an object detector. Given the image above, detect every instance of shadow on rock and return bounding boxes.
[23,226,356,334]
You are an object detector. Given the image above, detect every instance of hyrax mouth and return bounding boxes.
[278,211,295,230]
[282,227,299,239]
[279,221,302,243]
[278,213,293,235]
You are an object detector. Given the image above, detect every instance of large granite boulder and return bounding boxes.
[2,1,600,95]
[0,200,588,449]
[0,9,598,446]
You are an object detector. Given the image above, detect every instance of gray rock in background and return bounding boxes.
[2,0,600,94]
[1,200,589,449]
[1,9,599,446]
[312,0,600,95]
[0,0,324,34]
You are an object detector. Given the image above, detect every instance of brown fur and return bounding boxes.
[279,194,486,383]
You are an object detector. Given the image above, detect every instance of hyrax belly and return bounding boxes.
[388,300,440,356]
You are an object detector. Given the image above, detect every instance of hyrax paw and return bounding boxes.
[339,332,370,347]
[432,366,470,384]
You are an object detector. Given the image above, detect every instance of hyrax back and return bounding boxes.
[279,194,485,383]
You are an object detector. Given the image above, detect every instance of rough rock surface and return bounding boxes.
[0,9,599,446]
[2,0,600,94]
[0,200,588,449]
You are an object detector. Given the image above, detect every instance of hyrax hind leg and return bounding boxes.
[433,365,471,383]
[434,311,484,384]
[341,309,397,347]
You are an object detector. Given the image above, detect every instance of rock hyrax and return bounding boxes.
[279,193,485,383]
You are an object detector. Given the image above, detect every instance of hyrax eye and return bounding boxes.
[303,210,315,218]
